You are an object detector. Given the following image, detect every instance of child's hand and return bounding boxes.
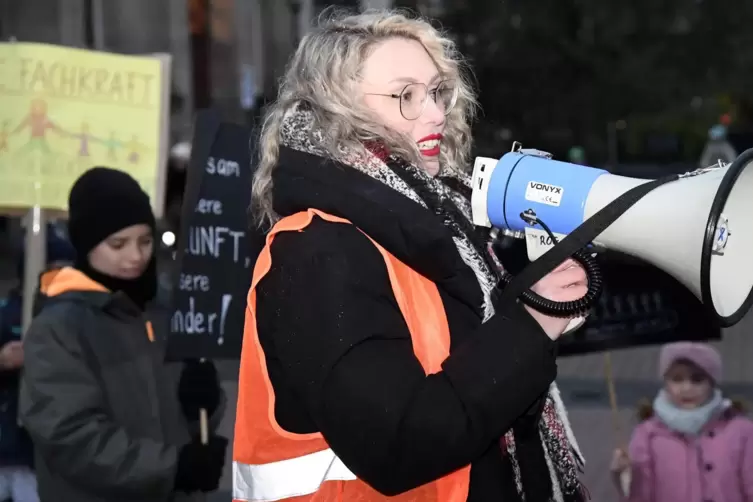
[0,341,24,370]
[610,448,631,475]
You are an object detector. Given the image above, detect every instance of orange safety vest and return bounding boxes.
[233,209,471,501]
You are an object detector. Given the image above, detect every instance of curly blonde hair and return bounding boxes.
[252,8,478,227]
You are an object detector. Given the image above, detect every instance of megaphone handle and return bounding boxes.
[500,221,603,317]
[497,174,681,310]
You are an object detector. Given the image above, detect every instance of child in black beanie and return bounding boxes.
[19,167,228,502]
[67,166,158,309]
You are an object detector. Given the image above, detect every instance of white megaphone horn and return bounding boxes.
[471,142,753,328]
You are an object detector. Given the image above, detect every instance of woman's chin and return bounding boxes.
[421,158,440,176]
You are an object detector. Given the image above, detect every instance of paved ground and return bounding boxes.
[2,221,751,502]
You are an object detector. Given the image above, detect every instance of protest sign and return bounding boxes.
[0,42,170,215]
[167,110,260,360]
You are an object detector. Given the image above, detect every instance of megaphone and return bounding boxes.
[471,142,753,328]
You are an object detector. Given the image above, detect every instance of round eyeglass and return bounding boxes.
[366,80,459,121]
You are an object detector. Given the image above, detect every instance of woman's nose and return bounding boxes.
[423,97,445,125]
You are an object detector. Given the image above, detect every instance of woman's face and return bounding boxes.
[360,37,448,176]
[664,360,714,409]
[88,224,154,280]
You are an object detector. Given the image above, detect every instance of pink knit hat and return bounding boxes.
[659,342,722,383]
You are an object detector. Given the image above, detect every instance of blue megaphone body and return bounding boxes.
[471,145,620,236]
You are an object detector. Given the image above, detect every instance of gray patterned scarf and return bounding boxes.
[279,103,585,501]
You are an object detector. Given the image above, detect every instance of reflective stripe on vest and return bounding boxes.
[233,208,470,501]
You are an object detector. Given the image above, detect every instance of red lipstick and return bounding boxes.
[417,133,442,157]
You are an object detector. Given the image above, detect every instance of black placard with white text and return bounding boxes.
[167,110,258,360]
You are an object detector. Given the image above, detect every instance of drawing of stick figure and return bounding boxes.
[126,135,144,164]
[106,131,120,161]
[77,122,92,157]
[11,99,66,156]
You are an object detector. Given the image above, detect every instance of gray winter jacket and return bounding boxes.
[19,267,223,502]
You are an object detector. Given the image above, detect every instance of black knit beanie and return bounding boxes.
[68,167,156,256]
[68,167,157,309]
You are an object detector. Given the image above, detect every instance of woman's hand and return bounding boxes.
[524,259,589,340]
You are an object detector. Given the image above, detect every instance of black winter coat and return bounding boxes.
[254,147,561,500]
[19,268,222,502]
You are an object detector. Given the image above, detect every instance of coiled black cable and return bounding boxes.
[499,209,604,318]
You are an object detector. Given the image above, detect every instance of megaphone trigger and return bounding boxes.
[496,206,604,319]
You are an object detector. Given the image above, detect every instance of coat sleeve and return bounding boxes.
[19,314,178,498]
[626,423,654,502]
[255,219,557,496]
[741,419,753,501]
[0,298,22,381]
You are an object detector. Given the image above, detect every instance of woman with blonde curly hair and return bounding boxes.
[234,9,589,502]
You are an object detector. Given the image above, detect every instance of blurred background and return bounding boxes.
[5,0,753,165]
[1,0,752,500]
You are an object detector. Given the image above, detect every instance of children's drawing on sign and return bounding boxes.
[2,98,154,178]
[73,122,92,157]
[105,131,120,161]
[4,98,154,178]
[62,123,126,162]
[0,99,148,167]
[126,135,146,164]
[11,98,65,156]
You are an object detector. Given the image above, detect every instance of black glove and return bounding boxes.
[174,435,228,493]
[178,359,221,422]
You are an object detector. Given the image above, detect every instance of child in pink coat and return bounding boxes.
[611,342,753,502]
